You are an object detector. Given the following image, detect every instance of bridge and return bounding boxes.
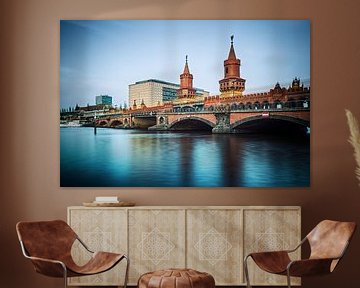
[95,107,310,134]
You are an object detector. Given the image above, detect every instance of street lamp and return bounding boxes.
[94,110,97,135]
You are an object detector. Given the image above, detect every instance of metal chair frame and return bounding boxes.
[19,233,129,288]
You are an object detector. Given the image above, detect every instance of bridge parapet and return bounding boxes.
[148,109,310,133]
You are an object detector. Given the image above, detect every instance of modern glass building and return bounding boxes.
[129,79,209,107]
[96,95,112,106]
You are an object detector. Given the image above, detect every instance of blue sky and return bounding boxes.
[60,20,310,109]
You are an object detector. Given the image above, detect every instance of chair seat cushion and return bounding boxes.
[67,252,124,276]
[138,268,215,288]
[250,251,291,274]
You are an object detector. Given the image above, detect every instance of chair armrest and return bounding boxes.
[25,255,65,265]
[245,237,306,259]
[25,255,67,278]
[19,240,67,277]
[246,251,291,274]
[285,237,307,253]
[247,250,290,258]
[76,236,94,253]
[287,258,336,277]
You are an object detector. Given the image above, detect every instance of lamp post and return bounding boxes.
[94,110,97,135]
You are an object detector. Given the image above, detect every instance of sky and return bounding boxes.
[60,20,310,109]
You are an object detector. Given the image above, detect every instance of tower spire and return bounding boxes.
[178,55,195,99]
[183,55,190,74]
[228,35,237,60]
[219,34,246,97]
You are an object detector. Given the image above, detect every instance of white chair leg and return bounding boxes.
[62,265,68,288]
[244,255,252,288]
[286,269,292,288]
[123,255,130,288]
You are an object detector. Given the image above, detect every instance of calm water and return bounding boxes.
[60,127,310,187]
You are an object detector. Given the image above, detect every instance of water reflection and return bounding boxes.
[60,128,309,187]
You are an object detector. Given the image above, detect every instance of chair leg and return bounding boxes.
[62,264,68,288]
[286,269,291,288]
[244,255,252,288]
[123,255,130,288]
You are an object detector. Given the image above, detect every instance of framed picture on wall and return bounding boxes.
[60,20,310,187]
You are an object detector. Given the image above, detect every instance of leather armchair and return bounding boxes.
[244,220,356,288]
[16,220,129,288]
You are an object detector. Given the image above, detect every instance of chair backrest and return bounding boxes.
[307,220,356,261]
[16,220,77,261]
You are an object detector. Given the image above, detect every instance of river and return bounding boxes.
[60,127,310,187]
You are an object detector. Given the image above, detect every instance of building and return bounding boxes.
[172,56,207,111]
[96,95,112,106]
[202,35,309,110]
[219,35,246,98]
[177,55,196,99]
[129,79,209,108]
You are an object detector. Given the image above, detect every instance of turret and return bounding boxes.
[219,35,246,97]
[177,55,196,99]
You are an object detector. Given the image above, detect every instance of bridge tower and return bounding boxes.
[219,35,246,98]
[177,55,196,99]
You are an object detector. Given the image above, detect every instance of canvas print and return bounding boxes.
[60,20,310,187]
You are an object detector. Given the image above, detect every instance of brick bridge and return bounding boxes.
[96,108,310,134]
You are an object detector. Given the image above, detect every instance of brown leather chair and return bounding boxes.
[244,220,356,288]
[16,220,129,288]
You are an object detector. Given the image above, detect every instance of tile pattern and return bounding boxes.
[187,209,242,285]
[68,209,127,286]
[128,209,186,284]
[68,207,300,286]
[138,227,175,265]
[244,209,301,286]
[194,227,233,265]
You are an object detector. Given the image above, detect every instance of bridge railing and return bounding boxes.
[170,106,310,113]
[80,106,310,121]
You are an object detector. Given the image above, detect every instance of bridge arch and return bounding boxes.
[245,102,252,109]
[253,101,261,109]
[169,116,215,131]
[98,120,108,126]
[262,101,270,109]
[231,103,238,110]
[158,116,165,124]
[231,114,309,133]
[273,100,284,109]
[109,119,123,127]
